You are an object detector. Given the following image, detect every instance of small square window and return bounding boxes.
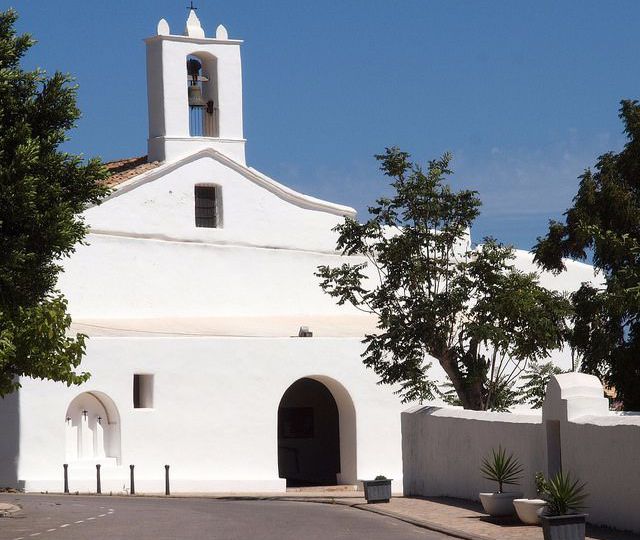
[133,374,154,409]
[195,184,221,228]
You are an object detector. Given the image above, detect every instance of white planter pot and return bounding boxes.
[513,498,547,525]
[479,491,523,516]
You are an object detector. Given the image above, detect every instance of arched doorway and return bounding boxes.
[277,377,356,487]
[65,391,121,464]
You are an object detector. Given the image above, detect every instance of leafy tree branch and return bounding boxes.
[0,9,109,396]
[318,147,570,410]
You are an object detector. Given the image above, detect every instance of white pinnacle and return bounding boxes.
[185,9,205,38]
[157,18,170,36]
[216,24,229,40]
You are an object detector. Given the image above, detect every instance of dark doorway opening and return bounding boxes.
[278,378,340,487]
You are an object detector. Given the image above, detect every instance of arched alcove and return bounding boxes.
[65,391,121,464]
[277,376,357,486]
[186,51,219,137]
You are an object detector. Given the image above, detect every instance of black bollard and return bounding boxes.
[130,464,135,495]
[63,464,69,494]
[96,464,102,494]
[164,465,170,496]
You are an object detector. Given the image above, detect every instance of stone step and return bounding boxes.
[286,485,358,493]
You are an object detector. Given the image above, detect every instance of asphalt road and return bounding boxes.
[0,494,453,540]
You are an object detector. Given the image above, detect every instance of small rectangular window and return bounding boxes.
[195,184,221,228]
[133,374,154,409]
[278,407,314,439]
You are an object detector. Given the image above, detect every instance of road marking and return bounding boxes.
[11,513,113,540]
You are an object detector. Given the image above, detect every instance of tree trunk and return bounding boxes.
[466,379,485,411]
[438,351,484,410]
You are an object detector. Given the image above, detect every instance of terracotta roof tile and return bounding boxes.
[103,156,161,187]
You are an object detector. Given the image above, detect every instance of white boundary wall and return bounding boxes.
[402,373,640,533]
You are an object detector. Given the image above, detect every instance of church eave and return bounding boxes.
[98,148,357,218]
[143,35,243,46]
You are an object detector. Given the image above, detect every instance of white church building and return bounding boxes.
[0,10,597,494]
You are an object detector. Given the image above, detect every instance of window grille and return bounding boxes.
[194,184,220,228]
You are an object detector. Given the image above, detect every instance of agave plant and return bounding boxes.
[542,471,588,516]
[480,446,524,493]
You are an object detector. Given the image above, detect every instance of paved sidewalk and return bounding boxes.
[319,496,640,540]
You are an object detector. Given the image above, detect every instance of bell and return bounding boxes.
[188,84,206,108]
[187,58,202,82]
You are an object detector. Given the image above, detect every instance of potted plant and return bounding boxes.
[479,446,524,516]
[539,471,588,540]
[513,471,548,525]
[362,475,392,504]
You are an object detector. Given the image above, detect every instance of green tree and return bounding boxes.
[533,100,640,410]
[317,148,570,410]
[517,361,565,409]
[0,9,108,396]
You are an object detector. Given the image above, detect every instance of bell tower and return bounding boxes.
[145,9,246,164]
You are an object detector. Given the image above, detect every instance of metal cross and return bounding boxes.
[187,1,197,10]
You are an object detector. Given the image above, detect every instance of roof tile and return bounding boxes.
[103,156,161,187]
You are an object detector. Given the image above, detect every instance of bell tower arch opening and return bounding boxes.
[186,53,218,137]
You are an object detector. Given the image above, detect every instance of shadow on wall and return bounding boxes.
[0,387,20,489]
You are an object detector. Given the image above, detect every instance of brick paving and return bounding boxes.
[327,496,640,540]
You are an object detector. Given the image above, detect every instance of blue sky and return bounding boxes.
[8,0,640,249]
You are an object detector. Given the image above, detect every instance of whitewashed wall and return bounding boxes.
[85,152,355,253]
[3,337,405,495]
[58,234,364,319]
[561,415,640,530]
[402,407,544,499]
[402,374,640,533]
